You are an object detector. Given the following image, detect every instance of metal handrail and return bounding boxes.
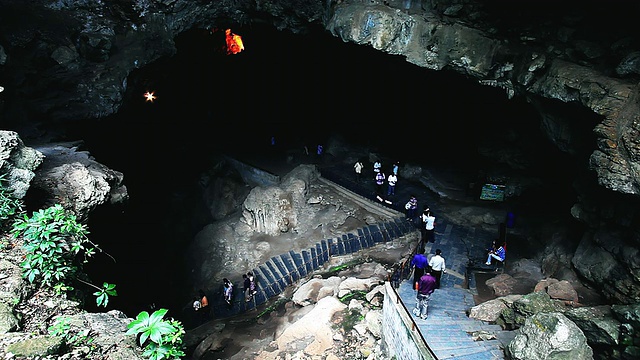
[386,281,439,360]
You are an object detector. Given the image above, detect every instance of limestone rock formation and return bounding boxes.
[186,163,393,292]
[564,305,622,347]
[0,131,128,221]
[0,131,43,198]
[506,312,593,360]
[29,142,129,221]
[572,231,640,304]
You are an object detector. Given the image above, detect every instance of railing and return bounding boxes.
[382,282,438,360]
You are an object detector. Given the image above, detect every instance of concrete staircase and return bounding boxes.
[399,279,515,360]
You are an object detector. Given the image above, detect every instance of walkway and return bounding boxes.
[317,158,516,359]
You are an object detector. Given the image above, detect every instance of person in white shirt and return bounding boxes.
[354,160,364,183]
[428,249,446,289]
[387,173,398,196]
[424,210,436,243]
[373,160,382,174]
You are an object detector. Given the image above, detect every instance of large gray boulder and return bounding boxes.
[565,306,621,346]
[506,312,593,360]
[572,233,640,304]
[500,291,565,330]
[30,142,128,221]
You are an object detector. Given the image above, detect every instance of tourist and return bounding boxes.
[223,278,234,306]
[424,210,436,243]
[411,251,429,290]
[414,270,437,320]
[243,274,252,302]
[196,289,210,323]
[405,195,418,222]
[375,170,386,199]
[373,160,382,174]
[387,172,398,196]
[486,241,506,266]
[354,159,364,183]
[428,249,446,289]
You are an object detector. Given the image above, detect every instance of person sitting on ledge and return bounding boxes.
[486,241,506,266]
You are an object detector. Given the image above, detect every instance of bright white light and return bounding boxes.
[0,86,4,93]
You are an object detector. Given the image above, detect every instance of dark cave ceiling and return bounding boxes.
[1,0,639,196]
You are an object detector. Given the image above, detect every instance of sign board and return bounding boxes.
[480,183,505,201]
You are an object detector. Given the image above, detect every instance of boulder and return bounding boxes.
[271,296,347,356]
[572,234,640,304]
[506,312,593,360]
[337,277,384,298]
[486,273,518,297]
[499,291,564,329]
[0,130,43,198]
[547,280,579,303]
[30,142,128,221]
[292,276,341,306]
[565,305,621,346]
[469,298,510,323]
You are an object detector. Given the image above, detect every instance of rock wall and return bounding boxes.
[2,1,640,197]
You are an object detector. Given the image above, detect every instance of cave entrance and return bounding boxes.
[76,23,597,321]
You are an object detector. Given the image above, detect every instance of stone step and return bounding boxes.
[450,351,505,360]
[399,281,509,359]
[431,343,504,359]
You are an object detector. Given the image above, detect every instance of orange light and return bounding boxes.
[225,29,244,55]
[144,91,156,102]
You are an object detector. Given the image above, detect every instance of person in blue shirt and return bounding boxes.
[411,251,429,289]
[486,242,506,266]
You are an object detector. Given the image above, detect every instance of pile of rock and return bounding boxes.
[253,262,390,359]
[470,259,640,360]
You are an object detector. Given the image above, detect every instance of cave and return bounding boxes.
[20,22,602,319]
[3,1,640,358]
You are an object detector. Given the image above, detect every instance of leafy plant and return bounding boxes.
[48,315,95,348]
[0,173,24,231]
[11,204,116,307]
[94,282,118,307]
[126,308,186,360]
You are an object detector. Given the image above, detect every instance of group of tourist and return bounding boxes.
[410,238,507,320]
[410,247,447,319]
[354,159,400,204]
[223,272,257,307]
[189,272,258,326]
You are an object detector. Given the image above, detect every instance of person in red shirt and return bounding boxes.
[198,289,210,323]
[414,270,437,320]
